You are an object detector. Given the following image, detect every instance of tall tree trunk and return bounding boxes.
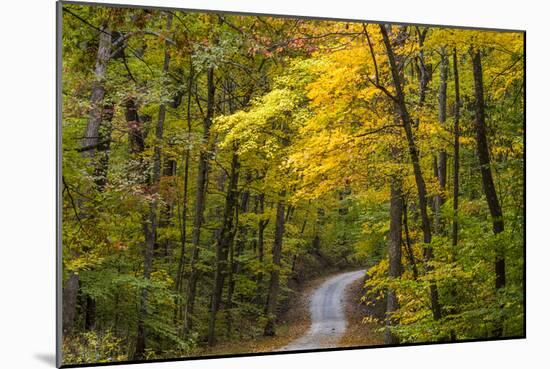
[255,193,269,304]
[124,95,148,352]
[133,14,172,360]
[402,202,418,280]
[416,28,431,107]
[158,155,176,258]
[81,21,112,157]
[264,192,286,336]
[451,48,460,248]
[225,207,238,337]
[471,50,505,299]
[379,25,442,321]
[84,296,97,331]
[83,99,114,332]
[291,218,308,273]
[226,179,251,336]
[65,22,113,335]
[62,272,79,334]
[448,47,462,341]
[434,51,448,234]
[208,151,240,346]
[385,178,403,344]
[184,65,216,334]
[174,65,194,323]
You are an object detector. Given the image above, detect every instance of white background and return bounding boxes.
[0,0,545,368]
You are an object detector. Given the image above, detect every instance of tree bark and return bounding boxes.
[174,66,194,322]
[379,25,442,321]
[84,296,97,331]
[133,14,172,360]
[447,48,462,341]
[62,272,79,334]
[416,28,431,107]
[471,49,505,293]
[208,150,239,345]
[184,65,216,334]
[385,178,403,344]
[452,48,460,248]
[402,202,418,280]
[255,193,269,303]
[226,177,251,336]
[158,155,176,258]
[263,192,286,336]
[81,21,112,158]
[434,51,448,234]
[65,21,113,335]
[124,95,149,352]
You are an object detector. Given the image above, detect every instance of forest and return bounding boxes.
[60,3,525,365]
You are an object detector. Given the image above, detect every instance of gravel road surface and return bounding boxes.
[280,269,366,351]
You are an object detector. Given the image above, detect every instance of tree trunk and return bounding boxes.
[264,192,286,336]
[158,155,176,258]
[133,14,172,360]
[434,51,448,234]
[402,202,418,280]
[184,65,216,334]
[255,193,269,304]
[81,21,112,157]
[385,178,403,344]
[84,296,97,331]
[416,28,431,107]
[452,48,460,248]
[208,151,239,346]
[379,25,442,321]
[174,66,194,323]
[226,179,251,336]
[65,22,113,335]
[471,50,505,292]
[124,96,148,350]
[62,272,79,334]
[448,48,462,341]
[291,218,308,273]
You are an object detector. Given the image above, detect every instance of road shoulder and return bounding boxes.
[338,274,385,347]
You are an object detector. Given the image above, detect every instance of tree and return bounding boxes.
[263,191,286,336]
[451,48,460,249]
[133,13,173,360]
[379,24,442,321]
[208,149,240,345]
[385,178,403,344]
[471,48,506,337]
[63,15,114,335]
[433,50,448,234]
[183,64,216,334]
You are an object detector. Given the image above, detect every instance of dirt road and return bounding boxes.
[280,269,366,351]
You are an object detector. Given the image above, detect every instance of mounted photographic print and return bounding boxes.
[57,1,525,367]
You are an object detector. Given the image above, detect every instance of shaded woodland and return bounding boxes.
[60,3,525,364]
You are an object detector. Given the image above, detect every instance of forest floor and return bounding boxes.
[195,268,384,357]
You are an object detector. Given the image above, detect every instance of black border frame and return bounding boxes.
[56,1,527,367]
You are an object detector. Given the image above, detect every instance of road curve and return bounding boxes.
[280,269,366,351]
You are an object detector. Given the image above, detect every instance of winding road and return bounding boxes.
[280,269,366,351]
